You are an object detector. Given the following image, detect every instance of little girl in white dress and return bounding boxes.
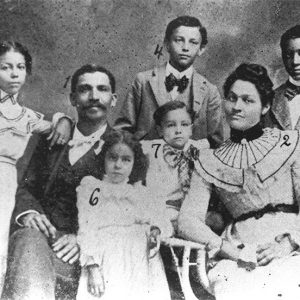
[76,130,173,300]
[0,40,70,293]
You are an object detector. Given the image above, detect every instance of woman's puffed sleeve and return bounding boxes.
[178,173,222,252]
[76,176,102,266]
[26,109,52,134]
[31,111,73,135]
[140,140,151,156]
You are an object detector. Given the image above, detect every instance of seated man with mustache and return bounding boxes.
[2,64,117,300]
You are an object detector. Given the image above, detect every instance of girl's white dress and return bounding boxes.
[180,128,300,300]
[76,176,173,300]
[0,99,52,292]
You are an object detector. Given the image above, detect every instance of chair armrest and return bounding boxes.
[162,237,205,250]
[161,237,213,297]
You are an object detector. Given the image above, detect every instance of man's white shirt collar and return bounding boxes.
[68,123,107,165]
[166,62,193,80]
[71,123,107,143]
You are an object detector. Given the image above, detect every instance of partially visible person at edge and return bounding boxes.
[0,40,72,295]
[1,64,117,300]
[114,15,224,148]
[264,25,300,130]
[179,63,300,300]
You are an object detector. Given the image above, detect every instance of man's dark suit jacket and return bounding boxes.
[12,126,113,235]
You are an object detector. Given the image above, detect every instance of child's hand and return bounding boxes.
[87,265,105,298]
[48,116,72,149]
[149,226,161,258]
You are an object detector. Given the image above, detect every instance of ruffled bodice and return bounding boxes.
[0,106,51,164]
[195,128,300,219]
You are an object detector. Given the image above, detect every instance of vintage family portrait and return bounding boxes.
[0,0,300,299]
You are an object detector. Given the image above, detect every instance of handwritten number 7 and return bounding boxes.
[152,143,161,158]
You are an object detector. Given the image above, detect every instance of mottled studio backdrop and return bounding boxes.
[1,0,300,123]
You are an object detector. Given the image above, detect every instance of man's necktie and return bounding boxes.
[0,94,16,104]
[165,73,189,93]
[163,143,199,194]
[68,136,104,159]
[68,136,95,147]
[285,81,300,101]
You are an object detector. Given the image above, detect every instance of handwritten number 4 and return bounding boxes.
[154,44,163,59]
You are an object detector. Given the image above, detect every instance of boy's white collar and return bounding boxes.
[162,138,192,151]
[166,62,193,80]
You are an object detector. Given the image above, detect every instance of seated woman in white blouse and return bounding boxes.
[178,63,300,300]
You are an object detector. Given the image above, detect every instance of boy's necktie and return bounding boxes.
[163,144,199,194]
[165,73,189,93]
[285,81,300,101]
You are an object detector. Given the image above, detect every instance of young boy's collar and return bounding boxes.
[166,62,193,80]
[162,137,192,151]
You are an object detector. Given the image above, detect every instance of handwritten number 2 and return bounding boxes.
[89,188,100,206]
[280,135,291,147]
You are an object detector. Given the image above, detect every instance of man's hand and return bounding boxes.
[52,234,80,264]
[256,238,294,266]
[47,117,72,148]
[87,265,105,298]
[22,213,56,240]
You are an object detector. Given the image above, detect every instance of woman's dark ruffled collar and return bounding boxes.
[230,122,263,143]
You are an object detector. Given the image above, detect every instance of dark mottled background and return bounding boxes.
[1,0,300,122]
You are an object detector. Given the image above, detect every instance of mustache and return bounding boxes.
[82,102,107,111]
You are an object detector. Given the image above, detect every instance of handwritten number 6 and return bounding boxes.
[152,143,161,158]
[89,188,100,206]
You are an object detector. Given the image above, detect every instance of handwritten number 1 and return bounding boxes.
[63,76,71,88]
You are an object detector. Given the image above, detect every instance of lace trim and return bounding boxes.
[214,128,280,169]
[0,106,26,121]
